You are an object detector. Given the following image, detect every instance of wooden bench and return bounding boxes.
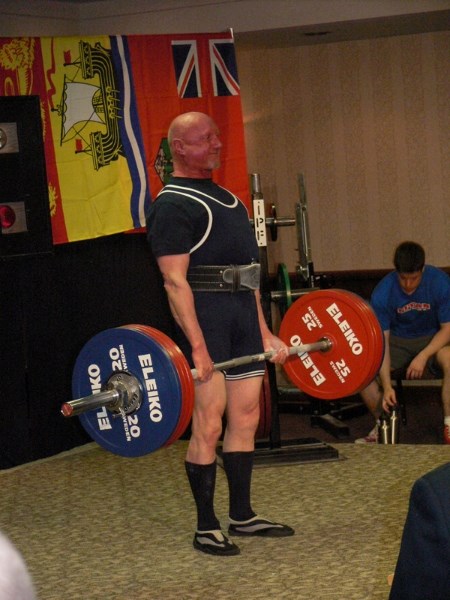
[391,368,442,425]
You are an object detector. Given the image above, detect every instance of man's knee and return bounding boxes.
[436,346,450,373]
[191,417,223,449]
[227,400,260,433]
[360,379,380,400]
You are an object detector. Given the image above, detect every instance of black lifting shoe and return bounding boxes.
[193,530,241,556]
[228,516,295,537]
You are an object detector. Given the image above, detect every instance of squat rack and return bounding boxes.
[247,173,341,466]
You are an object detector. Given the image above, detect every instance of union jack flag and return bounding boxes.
[171,40,202,98]
[209,39,240,96]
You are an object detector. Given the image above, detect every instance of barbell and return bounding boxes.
[61,289,384,457]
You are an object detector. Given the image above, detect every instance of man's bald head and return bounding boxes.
[168,112,215,148]
[167,112,222,178]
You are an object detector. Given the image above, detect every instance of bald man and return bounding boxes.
[147,112,294,556]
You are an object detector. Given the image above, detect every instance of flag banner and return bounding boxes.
[0,32,249,244]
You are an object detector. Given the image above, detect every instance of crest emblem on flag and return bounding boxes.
[51,40,123,170]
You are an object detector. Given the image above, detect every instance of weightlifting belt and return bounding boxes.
[187,264,261,292]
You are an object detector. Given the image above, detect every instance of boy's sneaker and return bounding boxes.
[228,516,295,537]
[444,425,450,445]
[355,424,378,444]
[193,530,240,556]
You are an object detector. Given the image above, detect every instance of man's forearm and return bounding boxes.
[378,331,393,390]
[254,290,272,340]
[165,282,207,353]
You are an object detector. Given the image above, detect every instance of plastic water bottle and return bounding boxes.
[390,405,400,444]
[378,412,391,444]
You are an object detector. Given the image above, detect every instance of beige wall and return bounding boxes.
[236,31,450,272]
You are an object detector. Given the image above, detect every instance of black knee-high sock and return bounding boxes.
[222,451,256,521]
[185,460,220,531]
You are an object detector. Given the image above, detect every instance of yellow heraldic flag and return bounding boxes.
[41,36,136,241]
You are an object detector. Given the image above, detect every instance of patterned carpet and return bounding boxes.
[1,440,449,599]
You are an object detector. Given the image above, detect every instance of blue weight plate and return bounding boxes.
[72,327,182,457]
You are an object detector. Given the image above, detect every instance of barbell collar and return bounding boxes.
[61,387,121,417]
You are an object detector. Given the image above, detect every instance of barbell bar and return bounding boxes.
[190,338,331,379]
[62,339,329,418]
[62,289,384,458]
[61,371,142,417]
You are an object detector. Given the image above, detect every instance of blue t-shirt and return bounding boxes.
[371,265,450,338]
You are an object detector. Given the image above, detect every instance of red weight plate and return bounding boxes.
[255,369,272,439]
[123,325,194,447]
[140,326,194,447]
[350,294,385,388]
[338,293,385,390]
[278,289,384,400]
[324,293,380,392]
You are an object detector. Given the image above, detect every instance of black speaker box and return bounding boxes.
[0,95,53,259]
